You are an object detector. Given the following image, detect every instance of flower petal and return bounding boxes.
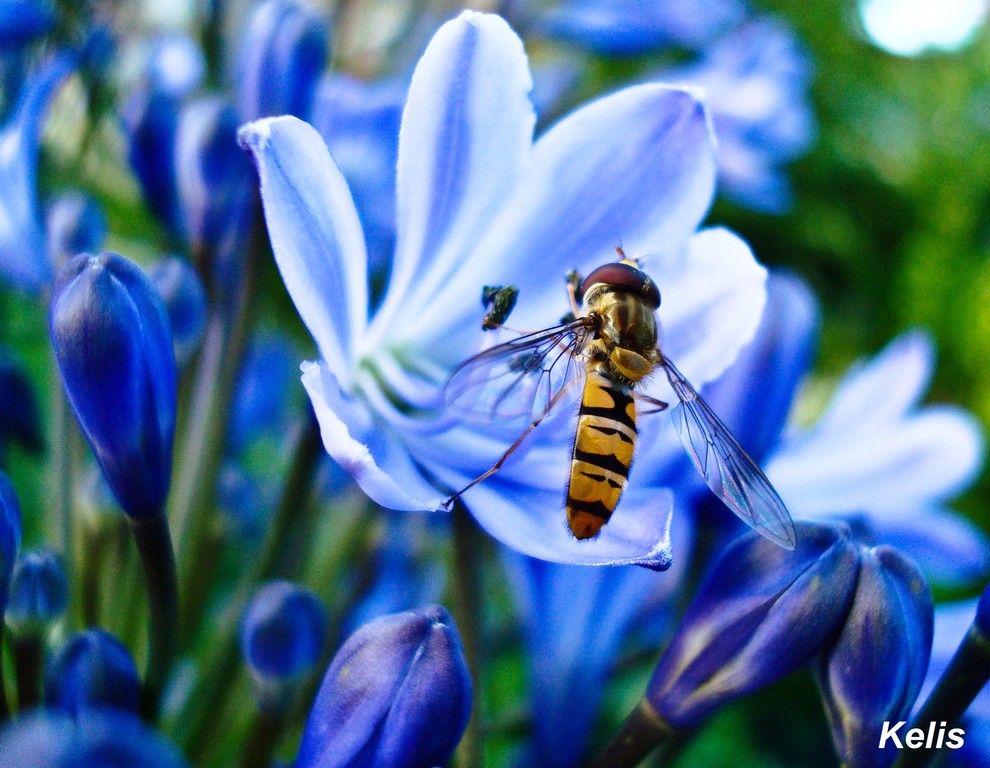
[301,362,445,510]
[412,83,718,357]
[768,406,985,517]
[239,117,368,385]
[650,227,769,388]
[467,481,674,568]
[0,54,74,292]
[370,11,534,343]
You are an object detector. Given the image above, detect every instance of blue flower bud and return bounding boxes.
[0,471,22,614]
[50,252,177,519]
[816,545,933,768]
[44,629,141,716]
[175,97,255,261]
[123,89,183,242]
[240,581,329,714]
[5,548,68,639]
[0,348,43,454]
[149,256,207,370]
[45,192,107,269]
[236,0,330,122]
[0,0,55,48]
[646,522,860,729]
[228,333,300,453]
[0,710,187,767]
[146,34,205,99]
[296,605,472,768]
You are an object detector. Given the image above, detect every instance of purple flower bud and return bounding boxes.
[45,192,107,269]
[0,471,22,614]
[50,252,177,519]
[646,522,860,729]
[149,256,207,370]
[5,548,68,639]
[240,580,329,714]
[816,545,933,768]
[236,0,330,122]
[0,710,187,767]
[44,629,141,716]
[296,605,472,768]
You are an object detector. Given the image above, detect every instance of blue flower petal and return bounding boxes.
[301,362,446,510]
[412,84,718,356]
[0,54,74,292]
[239,117,368,385]
[372,11,534,340]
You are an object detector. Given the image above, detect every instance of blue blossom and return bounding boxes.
[0,710,188,767]
[49,252,177,519]
[0,53,74,292]
[660,17,816,212]
[44,629,141,716]
[239,10,771,566]
[535,0,747,56]
[0,470,21,614]
[296,605,471,768]
[149,255,208,370]
[766,330,987,585]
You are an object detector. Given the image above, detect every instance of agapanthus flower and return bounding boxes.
[766,330,987,584]
[239,10,771,565]
[534,0,747,55]
[660,17,816,212]
[0,53,74,292]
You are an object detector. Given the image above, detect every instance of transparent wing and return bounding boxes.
[443,318,594,424]
[661,356,797,550]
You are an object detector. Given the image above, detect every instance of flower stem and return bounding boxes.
[450,500,485,768]
[0,639,10,722]
[238,709,285,768]
[892,624,990,768]
[11,635,43,711]
[129,512,179,720]
[589,699,676,768]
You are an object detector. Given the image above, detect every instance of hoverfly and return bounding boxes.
[443,250,797,550]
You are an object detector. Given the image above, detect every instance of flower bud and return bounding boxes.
[0,471,23,614]
[240,581,329,715]
[146,33,205,99]
[149,256,207,370]
[296,605,472,768]
[816,545,933,768]
[175,97,255,263]
[50,252,177,519]
[646,522,859,729]
[5,548,68,639]
[236,0,330,122]
[123,88,183,242]
[45,192,107,269]
[0,710,187,767]
[44,629,141,716]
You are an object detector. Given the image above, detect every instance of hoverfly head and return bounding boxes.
[580,258,661,310]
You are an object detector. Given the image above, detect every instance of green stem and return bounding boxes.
[12,634,43,712]
[589,699,676,768]
[129,513,179,721]
[892,624,990,768]
[450,501,485,768]
[238,709,286,768]
[0,634,10,723]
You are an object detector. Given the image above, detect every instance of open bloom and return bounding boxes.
[240,11,770,565]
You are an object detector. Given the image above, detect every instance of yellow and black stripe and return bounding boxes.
[566,371,636,539]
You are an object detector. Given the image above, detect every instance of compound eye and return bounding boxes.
[580,262,661,308]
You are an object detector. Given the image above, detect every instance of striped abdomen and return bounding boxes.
[566,371,636,539]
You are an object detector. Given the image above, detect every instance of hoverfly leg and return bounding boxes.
[565,269,583,318]
[442,381,577,509]
[634,393,669,415]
